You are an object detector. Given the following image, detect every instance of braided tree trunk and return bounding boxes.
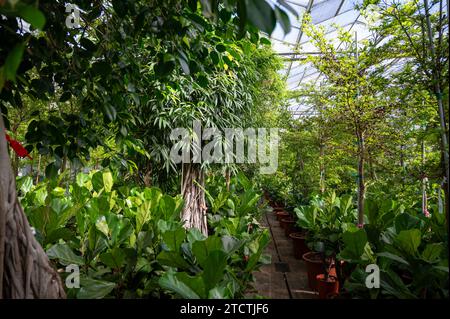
[0,115,66,299]
[181,163,208,236]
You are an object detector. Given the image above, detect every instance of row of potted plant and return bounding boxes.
[266,190,356,299]
[265,189,449,299]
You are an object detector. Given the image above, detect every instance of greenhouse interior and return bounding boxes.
[0,0,449,304]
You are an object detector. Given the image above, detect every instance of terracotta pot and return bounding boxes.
[275,210,290,221]
[283,219,296,237]
[279,217,294,232]
[316,274,339,299]
[302,251,324,291]
[289,232,310,259]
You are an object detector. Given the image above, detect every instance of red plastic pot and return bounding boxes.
[289,232,310,259]
[316,274,339,299]
[302,251,324,291]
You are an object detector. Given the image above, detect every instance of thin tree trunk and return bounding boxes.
[319,140,325,194]
[0,115,65,299]
[60,156,67,173]
[423,0,449,221]
[357,133,366,226]
[421,139,428,215]
[143,161,152,187]
[35,155,41,185]
[180,163,208,236]
[225,168,230,192]
[368,150,376,181]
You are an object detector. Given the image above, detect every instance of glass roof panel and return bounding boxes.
[270,0,375,114]
[310,0,344,24]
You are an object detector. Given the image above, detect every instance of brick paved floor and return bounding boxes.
[246,207,318,299]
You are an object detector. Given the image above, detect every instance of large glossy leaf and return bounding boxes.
[244,0,276,35]
[157,250,190,269]
[394,229,421,256]
[47,243,84,266]
[158,272,200,299]
[202,250,228,291]
[77,277,116,299]
[100,247,126,269]
[92,171,104,192]
[176,272,207,298]
[162,228,186,251]
[192,236,223,267]
[245,230,270,271]
[18,4,46,29]
[394,213,424,233]
[221,235,243,256]
[339,228,373,262]
[421,243,443,263]
[377,251,409,266]
[102,170,114,192]
[3,43,25,81]
[274,7,291,34]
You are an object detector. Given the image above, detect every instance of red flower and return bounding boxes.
[5,133,33,160]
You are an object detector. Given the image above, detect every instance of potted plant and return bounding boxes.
[295,192,357,294]
[289,231,309,259]
[314,244,339,299]
[275,210,290,221]
[282,218,297,237]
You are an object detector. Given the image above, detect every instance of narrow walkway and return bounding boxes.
[248,207,318,299]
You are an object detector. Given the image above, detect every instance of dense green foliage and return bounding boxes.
[1,0,448,300]
[18,170,269,298]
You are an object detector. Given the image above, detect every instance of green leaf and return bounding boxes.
[339,228,372,262]
[221,235,242,255]
[245,0,276,35]
[210,50,220,65]
[278,0,299,17]
[95,216,110,237]
[102,170,113,192]
[4,43,25,81]
[100,248,126,269]
[159,272,200,299]
[91,61,112,76]
[377,251,410,266]
[216,44,227,52]
[176,272,207,298]
[45,228,75,245]
[394,229,421,256]
[162,228,186,251]
[202,250,228,291]
[157,250,190,269]
[192,236,223,267]
[421,243,443,263]
[104,104,117,122]
[77,277,116,299]
[45,162,59,179]
[47,243,84,266]
[260,37,271,45]
[18,5,46,30]
[274,7,291,34]
[178,56,190,75]
[394,213,424,232]
[92,171,104,192]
